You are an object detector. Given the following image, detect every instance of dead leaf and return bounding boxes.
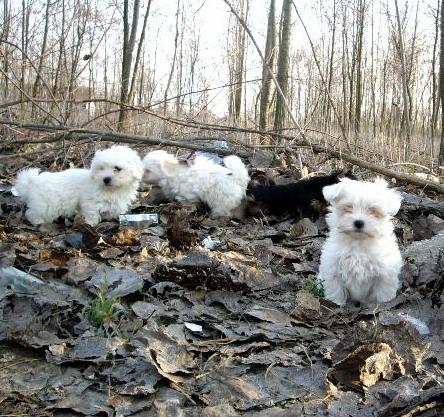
[291,290,321,321]
[98,246,124,259]
[39,248,70,267]
[246,305,292,325]
[329,343,405,390]
[112,228,139,246]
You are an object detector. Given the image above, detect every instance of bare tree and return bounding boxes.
[228,0,248,124]
[259,0,276,132]
[394,0,412,160]
[163,0,180,116]
[128,0,152,104]
[431,0,440,136]
[118,0,141,131]
[31,0,51,116]
[273,0,292,135]
[439,0,444,166]
[354,0,366,133]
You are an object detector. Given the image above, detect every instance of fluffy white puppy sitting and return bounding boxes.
[317,177,403,306]
[14,145,144,226]
[143,150,250,217]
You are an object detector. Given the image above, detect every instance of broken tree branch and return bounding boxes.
[1,119,443,193]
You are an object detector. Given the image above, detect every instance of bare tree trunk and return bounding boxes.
[118,0,141,131]
[31,0,50,105]
[324,0,336,130]
[341,3,349,132]
[163,0,180,117]
[1,0,11,101]
[273,0,291,136]
[354,0,366,134]
[394,0,412,160]
[128,0,152,104]
[21,0,30,106]
[175,2,185,117]
[228,0,248,125]
[432,0,440,136]
[439,0,444,166]
[259,0,276,132]
[63,2,88,124]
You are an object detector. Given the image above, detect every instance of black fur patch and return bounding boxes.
[247,170,355,220]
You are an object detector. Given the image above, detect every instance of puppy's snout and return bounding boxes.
[103,177,112,185]
[354,220,364,230]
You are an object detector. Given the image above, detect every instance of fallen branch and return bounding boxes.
[1,119,443,193]
[378,386,444,417]
[0,120,252,157]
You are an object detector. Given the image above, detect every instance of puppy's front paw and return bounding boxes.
[83,214,101,226]
[324,284,348,306]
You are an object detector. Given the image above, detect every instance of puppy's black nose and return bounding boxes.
[354,220,364,230]
[103,177,111,185]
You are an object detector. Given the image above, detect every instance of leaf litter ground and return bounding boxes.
[1,160,444,417]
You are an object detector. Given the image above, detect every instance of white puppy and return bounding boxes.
[317,178,403,306]
[143,150,250,217]
[14,145,144,226]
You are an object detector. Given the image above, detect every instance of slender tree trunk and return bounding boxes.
[21,0,30,105]
[324,0,336,130]
[259,0,276,132]
[163,0,180,116]
[31,0,50,116]
[228,0,248,125]
[354,0,366,134]
[394,0,412,160]
[175,2,185,117]
[118,0,141,131]
[432,0,440,135]
[439,0,444,165]
[1,0,11,101]
[128,0,152,104]
[273,0,291,137]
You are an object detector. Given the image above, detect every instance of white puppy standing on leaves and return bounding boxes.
[317,178,403,306]
[14,145,144,226]
[143,150,250,218]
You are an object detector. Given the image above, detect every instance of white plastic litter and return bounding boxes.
[202,236,222,250]
[397,312,430,335]
[119,213,158,228]
[184,322,203,333]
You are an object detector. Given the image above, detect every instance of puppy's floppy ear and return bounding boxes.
[371,177,402,215]
[322,181,345,204]
[384,191,402,216]
[373,177,388,188]
[129,159,144,180]
[159,159,178,176]
[89,149,103,171]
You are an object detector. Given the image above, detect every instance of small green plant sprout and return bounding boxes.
[86,288,121,328]
[304,275,325,298]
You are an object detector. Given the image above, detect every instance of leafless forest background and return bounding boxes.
[1,0,444,178]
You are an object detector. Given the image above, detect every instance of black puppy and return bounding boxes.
[247,169,355,220]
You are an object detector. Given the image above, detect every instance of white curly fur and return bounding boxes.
[142,150,250,217]
[317,178,403,306]
[14,145,144,226]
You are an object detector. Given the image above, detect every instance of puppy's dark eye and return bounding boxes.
[114,166,122,172]
[368,207,383,218]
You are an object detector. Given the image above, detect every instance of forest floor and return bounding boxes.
[1,145,444,417]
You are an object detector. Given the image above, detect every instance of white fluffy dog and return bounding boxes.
[14,145,144,226]
[317,178,403,306]
[143,150,250,217]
